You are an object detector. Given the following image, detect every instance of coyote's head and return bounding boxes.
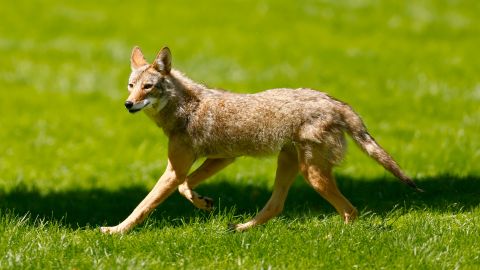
[124,46,172,113]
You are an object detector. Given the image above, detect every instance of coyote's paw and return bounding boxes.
[193,196,214,211]
[227,223,250,232]
[100,226,124,235]
[343,208,359,224]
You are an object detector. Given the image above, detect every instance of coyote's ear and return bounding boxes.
[131,46,148,70]
[152,47,172,75]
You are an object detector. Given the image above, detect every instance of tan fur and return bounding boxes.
[100,47,420,234]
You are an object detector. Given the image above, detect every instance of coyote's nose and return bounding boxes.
[124,101,134,109]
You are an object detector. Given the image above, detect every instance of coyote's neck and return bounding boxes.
[144,69,204,137]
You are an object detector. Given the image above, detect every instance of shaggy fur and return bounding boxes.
[100,47,421,234]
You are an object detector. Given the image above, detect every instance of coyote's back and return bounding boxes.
[186,87,347,159]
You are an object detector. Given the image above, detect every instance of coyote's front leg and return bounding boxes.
[178,158,235,210]
[101,140,194,234]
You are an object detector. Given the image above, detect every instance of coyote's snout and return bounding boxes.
[100,46,421,234]
[124,99,150,113]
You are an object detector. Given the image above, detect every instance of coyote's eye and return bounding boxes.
[143,83,153,89]
[128,83,134,88]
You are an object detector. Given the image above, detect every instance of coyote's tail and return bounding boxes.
[340,104,423,192]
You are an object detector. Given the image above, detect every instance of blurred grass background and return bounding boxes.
[1,0,478,191]
[0,0,479,269]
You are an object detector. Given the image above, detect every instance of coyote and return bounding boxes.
[100,46,421,234]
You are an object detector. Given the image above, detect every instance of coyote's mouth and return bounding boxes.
[127,99,151,113]
[128,108,142,113]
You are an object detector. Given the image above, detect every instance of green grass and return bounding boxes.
[1,0,479,269]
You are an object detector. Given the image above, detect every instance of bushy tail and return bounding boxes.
[340,104,423,192]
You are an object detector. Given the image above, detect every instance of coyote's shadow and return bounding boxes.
[0,175,478,228]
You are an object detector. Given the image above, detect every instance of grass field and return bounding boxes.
[1,0,479,269]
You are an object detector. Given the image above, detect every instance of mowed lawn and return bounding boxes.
[1,0,479,269]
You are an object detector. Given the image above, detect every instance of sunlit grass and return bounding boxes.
[0,0,479,269]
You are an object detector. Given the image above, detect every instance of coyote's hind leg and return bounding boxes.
[232,145,298,232]
[178,158,235,210]
[298,144,358,223]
